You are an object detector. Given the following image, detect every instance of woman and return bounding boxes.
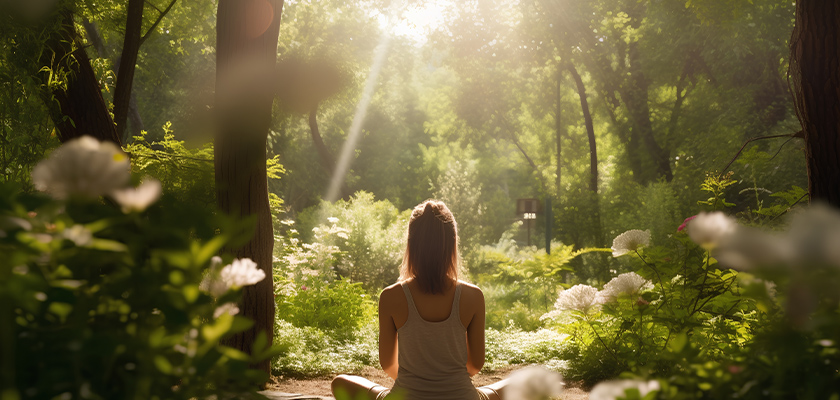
[332,200,507,400]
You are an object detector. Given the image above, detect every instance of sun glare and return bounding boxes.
[376,0,452,44]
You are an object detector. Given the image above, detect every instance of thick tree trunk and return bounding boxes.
[215,0,283,375]
[113,0,144,140]
[41,11,120,145]
[790,1,840,206]
[619,0,672,183]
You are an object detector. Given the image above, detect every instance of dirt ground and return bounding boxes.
[269,366,588,399]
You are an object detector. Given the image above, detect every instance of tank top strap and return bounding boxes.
[451,281,463,317]
[400,281,420,318]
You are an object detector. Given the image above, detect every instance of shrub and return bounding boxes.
[0,181,277,399]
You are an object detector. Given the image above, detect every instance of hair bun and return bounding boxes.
[423,201,435,215]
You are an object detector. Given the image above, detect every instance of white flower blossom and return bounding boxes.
[200,256,229,297]
[713,226,791,270]
[687,212,737,250]
[327,217,339,224]
[110,178,162,213]
[545,284,601,317]
[213,303,240,318]
[597,272,653,303]
[63,224,93,246]
[589,379,661,400]
[503,366,564,400]
[31,136,130,199]
[611,229,651,257]
[786,204,840,268]
[220,258,265,289]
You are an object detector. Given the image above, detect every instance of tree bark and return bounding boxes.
[41,11,120,145]
[215,0,284,375]
[113,0,144,140]
[555,66,563,195]
[567,63,603,248]
[309,104,336,174]
[82,19,145,142]
[566,64,598,194]
[790,1,840,206]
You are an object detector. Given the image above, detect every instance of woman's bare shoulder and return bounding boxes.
[379,281,406,303]
[458,280,485,301]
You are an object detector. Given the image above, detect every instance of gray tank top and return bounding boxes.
[391,281,479,400]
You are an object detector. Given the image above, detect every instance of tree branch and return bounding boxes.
[140,0,178,46]
[719,131,803,177]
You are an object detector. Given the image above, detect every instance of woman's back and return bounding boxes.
[378,279,486,400]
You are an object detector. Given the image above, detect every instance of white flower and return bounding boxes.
[687,212,737,250]
[213,302,240,318]
[503,366,564,400]
[611,230,651,257]
[786,204,840,268]
[220,258,265,289]
[200,256,229,297]
[713,226,791,270]
[589,379,661,400]
[547,284,601,316]
[327,217,339,224]
[110,178,162,213]
[31,136,130,199]
[62,224,93,246]
[597,272,653,303]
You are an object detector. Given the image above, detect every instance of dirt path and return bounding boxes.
[268,366,588,399]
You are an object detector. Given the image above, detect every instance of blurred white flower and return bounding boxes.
[503,366,563,400]
[597,272,653,303]
[220,258,265,289]
[62,224,93,246]
[611,229,651,257]
[687,212,737,250]
[327,217,339,224]
[213,302,240,318]
[589,379,660,400]
[110,178,162,213]
[547,284,601,316]
[200,256,229,297]
[31,136,130,199]
[786,204,840,268]
[713,226,791,270]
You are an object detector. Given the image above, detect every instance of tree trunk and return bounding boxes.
[309,104,336,174]
[555,66,563,195]
[790,1,840,206]
[567,63,604,249]
[566,64,598,194]
[619,0,672,183]
[215,0,284,375]
[82,19,145,143]
[112,0,144,140]
[41,11,120,145]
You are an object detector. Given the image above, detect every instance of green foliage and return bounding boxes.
[484,327,574,371]
[124,127,285,225]
[0,182,277,399]
[275,277,375,339]
[272,320,378,377]
[697,172,738,210]
[296,192,407,291]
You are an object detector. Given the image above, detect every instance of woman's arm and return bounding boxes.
[379,287,399,380]
[465,286,486,376]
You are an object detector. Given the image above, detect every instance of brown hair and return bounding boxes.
[399,200,460,294]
